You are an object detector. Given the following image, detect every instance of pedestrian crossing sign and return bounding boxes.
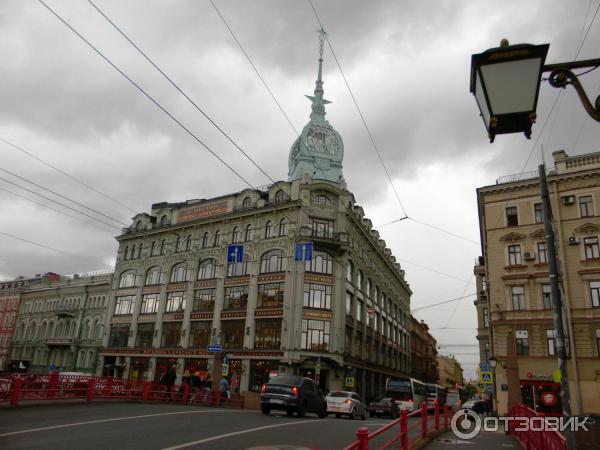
[480,371,493,384]
[345,377,354,388]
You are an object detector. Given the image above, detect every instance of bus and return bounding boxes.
[384,377,427,412]
[425,383,447,408]
[446,386,467,408]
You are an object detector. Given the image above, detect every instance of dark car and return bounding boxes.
[260,376,327,418]
[368,397,400,418]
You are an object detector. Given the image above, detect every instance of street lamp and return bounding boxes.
[470,39,600,142]
[488,357,497,369]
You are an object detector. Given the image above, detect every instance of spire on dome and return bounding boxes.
[304,28,331,124]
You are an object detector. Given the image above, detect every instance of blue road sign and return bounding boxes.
[294,242,313,261]
[207,345,223,353]
[480,362,491,372]
[227,244,244,263]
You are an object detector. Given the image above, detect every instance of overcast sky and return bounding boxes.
[1,0,600,379]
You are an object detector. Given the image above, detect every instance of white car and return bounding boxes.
[326,390,367,420]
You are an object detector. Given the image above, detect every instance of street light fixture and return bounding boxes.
[470,39,600,142]
[488,356,497,369]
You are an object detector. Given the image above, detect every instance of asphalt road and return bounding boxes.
[0,402,429,450]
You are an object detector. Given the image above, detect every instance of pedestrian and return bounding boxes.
[219,377,229,402]
[203,373,212,403]
[189,371,201,403]
[161,365,177,400]
[179,369,191,399]
[230,372,240,394]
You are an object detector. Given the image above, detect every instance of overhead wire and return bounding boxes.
[38,0,256,192]
[0,136,137,214]
[411,293,477,313]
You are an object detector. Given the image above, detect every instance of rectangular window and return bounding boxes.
[483,307,489,328]
[301,319,330,351]
[542,284,552,309]
[257,283,284,308]
[160,322,182,347]
[590,281,600,307]
[506,206,518,226]
[516,329,529,355]
[512,286,525,310]
[254,319,282,349]
[537,242,548,264]
[303,283,332,310]
[114,296,135,315]
[140,294,159,314]
[309,217,335,238]
[356,300,363,322]
[136,323,154,348]
[584,237,600,259]
[579,195,594,217]
[223,286,249,310]
[108,324,130,347]
[188,321,211,348]
[346,292,352,315]
[596,329,600,355]
[165,291,186,313]
[534,203,543,224]
[546,329,556,356]
[192,289,216,312]
[221,320,245,348]
[508,245,522,266]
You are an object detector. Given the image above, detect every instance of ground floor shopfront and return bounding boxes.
[10,343,100,374]
[99,348,406,401]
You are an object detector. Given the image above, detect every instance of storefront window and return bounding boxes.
[136,323,154,348]
[161,322,182,347]
[249,360,279,392]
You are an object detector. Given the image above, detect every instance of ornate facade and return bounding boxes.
[477,149,600,415]
[99,39,412,400]
[10,271,112,373]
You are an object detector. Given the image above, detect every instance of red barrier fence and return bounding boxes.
[0,373,243,409]
[343,401,454,450]
[508,404,566,450]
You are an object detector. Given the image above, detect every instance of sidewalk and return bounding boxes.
[423,429,519,449]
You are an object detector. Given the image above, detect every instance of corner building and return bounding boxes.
[99,46,412,400]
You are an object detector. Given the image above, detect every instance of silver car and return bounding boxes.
[326,390,367,419]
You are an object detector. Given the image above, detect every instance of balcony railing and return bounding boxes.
[299,227,350,244]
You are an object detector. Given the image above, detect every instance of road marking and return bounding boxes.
[0,409,253,437]
[162,419,336,449]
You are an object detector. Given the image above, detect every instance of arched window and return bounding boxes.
[305,250,333,274]
[136,220,143,231]
[244,224,253,242]
[202,232,209,249]
[314,194,332,206]
[170,262,188,283]
[278,218,288,236]
[227,254,249,277]
[366,279,372,298]
[260,249,287,273]
[357,270,363,290]
[186,235,192,251]
[198,259,216,280]
[119,270,136,288]
[160,215,169,226]
[214,230,221,247]
[145,266,161,285]
[275,190,287,204]
[232,226,240,243]
[346,260,353,282]
[160,239,166,255]
[150,241,157,256]
[175,237,182,253]
[137,243,143,259]
[242,197,252,210]
[123,246,129,261]
[130,245,136,259]
[265,221,273,239]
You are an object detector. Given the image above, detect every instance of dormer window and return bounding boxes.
[135,220,143,231]
[275,190,287,204]
[242,197,252,211]
[160,215,169,226]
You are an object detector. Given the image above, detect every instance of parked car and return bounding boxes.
[326,391,367,420]
[260,376,327,418]
[367,397,400,418]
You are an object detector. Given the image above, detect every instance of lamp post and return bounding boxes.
[470,39,600,142]
[489,356,497,416]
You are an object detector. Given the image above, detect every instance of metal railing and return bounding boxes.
[508,404,566,450]
[343,401,454,450]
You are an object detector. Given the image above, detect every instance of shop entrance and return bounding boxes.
[155,357,178,383]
